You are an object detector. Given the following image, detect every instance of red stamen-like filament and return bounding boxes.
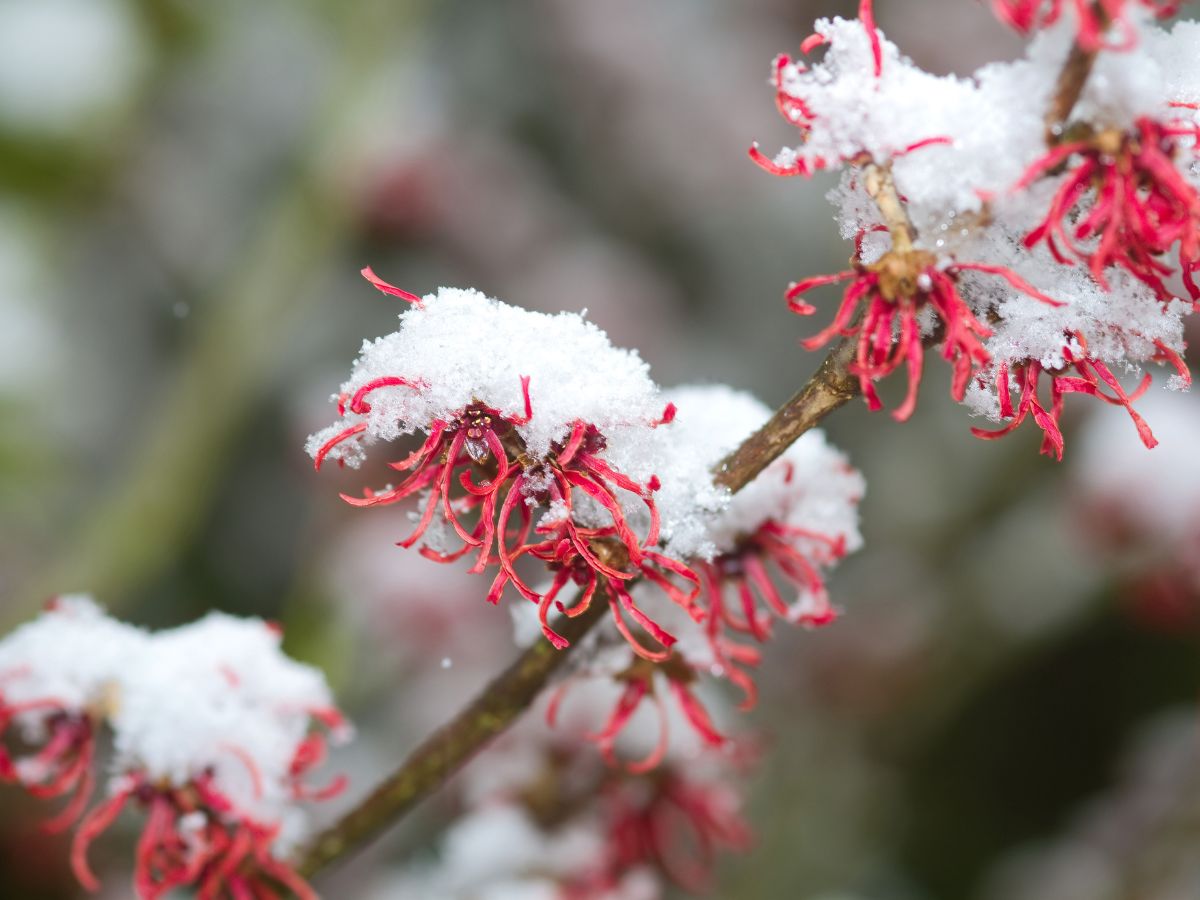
[787,249,1060,421]
[1018,117,1200,301]
[71,772,319,900]
[971,332,1159,459]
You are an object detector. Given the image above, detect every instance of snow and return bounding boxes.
[0,599,347,852]
[761,12,1198,431]
[660,385,864,559]
[305,286,663,466]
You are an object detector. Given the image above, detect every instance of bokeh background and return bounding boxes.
[3,0,1200,897]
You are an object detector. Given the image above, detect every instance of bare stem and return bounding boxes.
[863,162,916,253]
[714,334,860,493]
[296,330,865,878]
[1045,2,1107,143]
[1046,41,1097,142]
[297,598,607,878]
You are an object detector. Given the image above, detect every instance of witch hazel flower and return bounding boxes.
[756,4,1199,457]
[663,387,862,705]
[788,224,1062,420]
[992,0,1182,51]
[1017,114,1200,301]
[74,614,349,899]
[748,13,963,183]
[378,684,752,900]
[534,386,863,765]
[958,236,1191,457]
[547,649,727,774]
[0,596,146,834]
[589,766,753,897]
[308,271,706,660]
[970,330,1165,458]
[0,598,349,900]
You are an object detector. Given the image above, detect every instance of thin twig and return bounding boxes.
[1046,41,1097,142]
[1045,2,1106,142]
[713,335,860,493]
[297,598,608,878]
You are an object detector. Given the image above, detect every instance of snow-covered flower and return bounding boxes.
[0,598,349,900]
[0,596,143,833]
[1017,115,1200,300]
[308,271,704,659]
[753,6,1197,457]
[664,387,863,707]
[787,245,1060,420]
[543,387,863,762]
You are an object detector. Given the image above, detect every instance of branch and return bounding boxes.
[714,334,859,493]
[297,598,607,878]
[1045,4,1104,142]
[1045,41,1097,141]
[296,332,863,879]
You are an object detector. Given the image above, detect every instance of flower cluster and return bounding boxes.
[308,276,720,663]
[368,682,753,900]
[310,280,864,775]
[532,386,863,768]
[752,6,1199,458]
[0,597,349,899]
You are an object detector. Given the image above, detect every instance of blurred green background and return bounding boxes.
[3,0,1199,897]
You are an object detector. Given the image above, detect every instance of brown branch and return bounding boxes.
[714,334,860,493]
[714,162,913,492]
[1046,41,1097,142]
[1045,2,1107,143]
[296,331,865,879]
[863,162,916,253]
[297,598,607,878]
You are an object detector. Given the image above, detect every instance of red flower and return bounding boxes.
[787,248,1061,421]
[695,514,847,708]
[316,381,532,573]
[991,0,1181,50]
[581,769,752,896]
[0,693,96,834]
[318,319,697,658]
[970,332,1183,459]
[1018,118,1200,301]
[71,773,317,900]
[547,653,725,774]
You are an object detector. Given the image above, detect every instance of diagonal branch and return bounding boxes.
[295,330,862,879]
